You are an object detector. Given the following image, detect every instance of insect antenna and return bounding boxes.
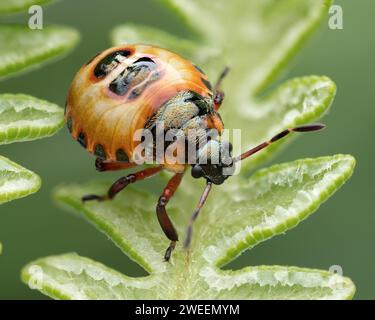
[213,67,230,111]
[234,123,325,163]
[215,66,230,91]
[184,181,213,249]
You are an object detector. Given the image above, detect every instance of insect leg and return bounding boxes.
[82,166,163,202]
[95,158,137,172]
[213,66,230,111]
[156,171,185,261]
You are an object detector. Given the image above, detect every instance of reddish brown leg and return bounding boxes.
[156,171,185,261]
[95,158,137,172]
[213,67,229,111]
[82,166,163,202]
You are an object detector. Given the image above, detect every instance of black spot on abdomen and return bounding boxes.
[201,78,213,91]
[94,144,106,160]
[64,99,68,115]
[94,49,132,78]
[77,132,87,148]
[109,57,159,98]
[67,117,73,133]
[116,148,129,162]
[193,64,206,75]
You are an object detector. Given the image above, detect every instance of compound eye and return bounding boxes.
[191,165,204,179]
[228,142,233,153]
[221,141,233,153]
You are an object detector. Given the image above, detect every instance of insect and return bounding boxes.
[65,44,324,261]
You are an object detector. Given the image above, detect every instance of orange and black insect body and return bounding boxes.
[65,44,324,261]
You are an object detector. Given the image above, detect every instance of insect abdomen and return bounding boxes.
[66,44,215,164]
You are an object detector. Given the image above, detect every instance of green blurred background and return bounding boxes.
[0,0,374,299]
